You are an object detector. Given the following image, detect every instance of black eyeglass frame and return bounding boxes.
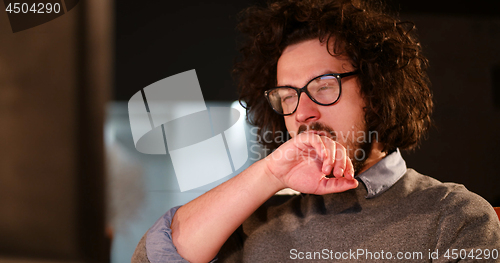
[264,71,359,116]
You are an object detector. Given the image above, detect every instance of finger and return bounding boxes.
[345,156,355,179]
[332,143,347,178]
[319,136,335,175]
[297,132,326,160]
[315,177,358,195]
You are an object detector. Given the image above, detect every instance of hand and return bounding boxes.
[264,131,358,195]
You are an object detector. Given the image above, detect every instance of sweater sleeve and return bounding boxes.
[433,184,500,263]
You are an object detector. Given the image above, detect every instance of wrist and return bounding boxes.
[257,158,286,193]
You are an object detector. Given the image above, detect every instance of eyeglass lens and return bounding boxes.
[267,75,340,115]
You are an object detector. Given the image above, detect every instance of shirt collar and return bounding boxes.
[356,148,407,199]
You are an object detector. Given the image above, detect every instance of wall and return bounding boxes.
[0,0,112,261]
[401,14,500,206]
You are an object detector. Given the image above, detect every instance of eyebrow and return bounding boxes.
[277,70,337,88]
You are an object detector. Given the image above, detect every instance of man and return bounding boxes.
[133,0,500,262]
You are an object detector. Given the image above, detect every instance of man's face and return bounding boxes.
[277,38,370,172]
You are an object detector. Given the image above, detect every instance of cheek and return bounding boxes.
[335,88,366,128]
[320,100,366,140]
[284,117,297,137]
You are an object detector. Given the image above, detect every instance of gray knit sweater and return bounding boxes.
[133,169,500,262]
[216,169,500,262]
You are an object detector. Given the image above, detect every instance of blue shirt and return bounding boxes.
[145,149,407,262]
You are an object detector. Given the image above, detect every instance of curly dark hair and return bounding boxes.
[235,0,433,153]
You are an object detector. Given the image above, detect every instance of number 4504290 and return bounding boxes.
[5,3,61,14]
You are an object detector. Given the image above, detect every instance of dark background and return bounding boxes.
[115,0,500,206]
[114,0,500,101]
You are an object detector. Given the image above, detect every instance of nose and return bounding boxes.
[294,93,320,123]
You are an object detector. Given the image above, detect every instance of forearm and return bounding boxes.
[171,159,283,263]
[170,133,358,263]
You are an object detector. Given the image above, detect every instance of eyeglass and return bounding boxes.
[264,71,358,116]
